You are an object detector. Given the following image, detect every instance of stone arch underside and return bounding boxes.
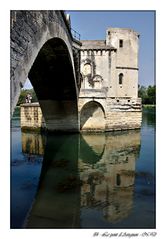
[28,38,79,132]
[80,101,106,131]
[11,11,79,132]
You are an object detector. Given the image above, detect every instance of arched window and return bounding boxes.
[93,75,103,89]
[119,73,123,85]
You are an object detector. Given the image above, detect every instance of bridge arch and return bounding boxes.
[11,11,79,132]
[80,100,106,132]
[28,37,78,132]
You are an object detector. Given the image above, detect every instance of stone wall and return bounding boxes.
[106,28,139,68]
[20,103,46,131]
[20,98,142,132]
[106,28,139,98]
[20,102,79,132]
[80,28,139,100]
[78,97,142,132]
[105,111,142,131]
[80,48,112,91]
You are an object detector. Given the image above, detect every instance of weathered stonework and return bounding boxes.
[18,20,142,132]
[78,27,142,131]
[11,11,81,132]
[20,103,46,131]
[11,11,76,112]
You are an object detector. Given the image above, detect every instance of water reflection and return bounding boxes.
[79,132,140,224]
[21,130,141,228]
[22,132,46,156]
[25,134,80,228]
[142,107,155,127]
[11,131,45,228]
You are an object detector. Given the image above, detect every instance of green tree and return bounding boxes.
[147,85,156,104]
[138,85,147,104]
[17,89,38,105]
[138,85,156,105]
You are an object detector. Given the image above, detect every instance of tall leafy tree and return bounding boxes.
[138,85,156,105]
[147,85,156,104]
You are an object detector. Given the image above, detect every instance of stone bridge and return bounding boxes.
[11,10,81,132]
[11,10,142,133]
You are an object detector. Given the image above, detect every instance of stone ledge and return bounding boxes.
[20,103,40,107]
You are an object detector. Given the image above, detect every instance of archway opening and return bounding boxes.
[80,101,105,132]
[28,37,79,132]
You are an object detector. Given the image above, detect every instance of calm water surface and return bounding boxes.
[11,107,155,228]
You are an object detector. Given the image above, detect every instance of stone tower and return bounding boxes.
[106,28,139,98]
[78,27,142,131]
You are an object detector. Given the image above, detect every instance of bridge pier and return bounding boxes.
[20,102,79,133]
[39,100,79,132]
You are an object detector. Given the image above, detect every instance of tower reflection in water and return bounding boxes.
[21,130,140,228]
[79,132,140,224]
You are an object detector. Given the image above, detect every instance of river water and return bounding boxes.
[11,107,155,228]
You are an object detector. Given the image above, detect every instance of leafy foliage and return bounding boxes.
[17,89,38,105]
[138,85,156,105]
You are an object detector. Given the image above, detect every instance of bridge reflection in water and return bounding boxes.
[21,130,141,228]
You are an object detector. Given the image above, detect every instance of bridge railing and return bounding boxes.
[71,28,81,41]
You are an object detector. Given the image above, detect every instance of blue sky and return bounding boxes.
[24,11,155,89]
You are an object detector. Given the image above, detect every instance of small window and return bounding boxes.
[116,174,121,186]
[119,73,123,85]
[108,31,110,35]
[128,99,130,102]
[119,39,123,48]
